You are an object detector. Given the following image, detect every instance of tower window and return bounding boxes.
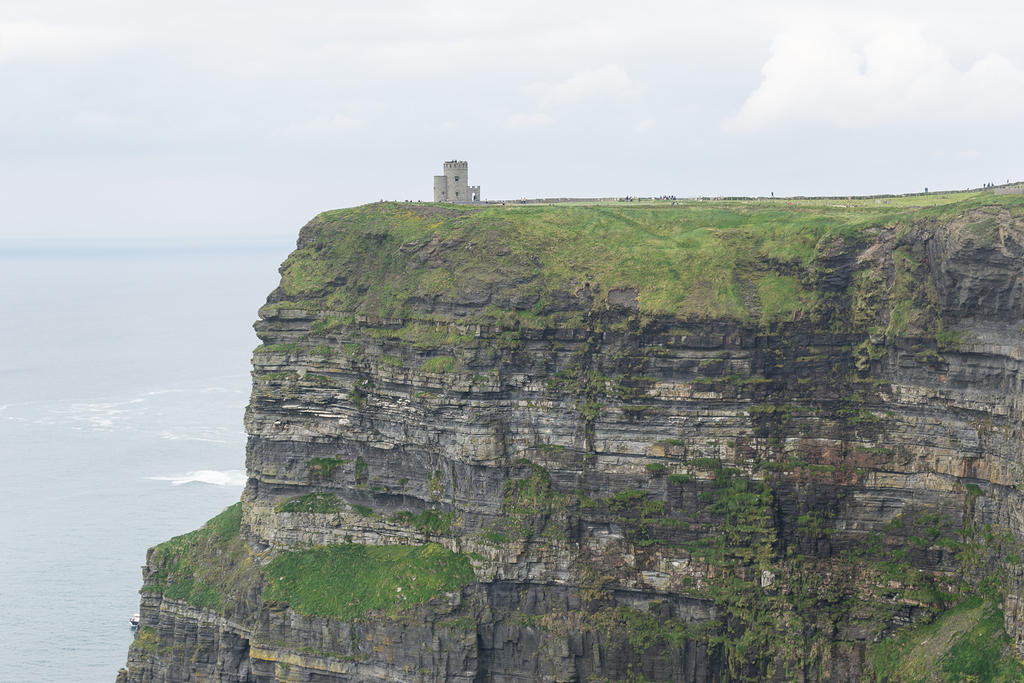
[454,176,459,181]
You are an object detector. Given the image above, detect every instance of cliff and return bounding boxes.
[120,194,1024,681]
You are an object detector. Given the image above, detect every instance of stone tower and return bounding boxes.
[433,161,480,203]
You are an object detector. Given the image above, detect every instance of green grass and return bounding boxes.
[419,356,455,373]
[755,274,819,324]
[869,597,1024,681]
[964,482,983,497]
[390,508,454,534]
[254,342,302,354]
[350,504,375,517]
[204,502,242,537]
[262,543,476,620]
[132,626,160,653]
[593,605,700,652]
[497,461,572,540]
[270,194,1024,326]
[366,322,475,350]
[480,531,510,545]
[308,457,346,477]
[143,503,258,612]
[276,492,341,514]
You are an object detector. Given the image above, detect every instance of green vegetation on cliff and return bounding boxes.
[272,192,1024,327]
[146,505,476,623]
[275,492,341,513]
[263,543,475,620]
[869,597,1024,682]
[143,503,257,612]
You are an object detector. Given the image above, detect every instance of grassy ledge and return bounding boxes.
[143,503,258,612]
[868,597,1024,681]
[275,492,341,513]
[274,194,1024,324]
[263,543,476,620]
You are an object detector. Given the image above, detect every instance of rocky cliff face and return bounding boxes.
[120,197,1024,681]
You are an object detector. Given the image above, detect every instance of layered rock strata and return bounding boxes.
[121,198,1024,681]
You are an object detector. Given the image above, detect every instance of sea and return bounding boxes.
[0,240,292,682]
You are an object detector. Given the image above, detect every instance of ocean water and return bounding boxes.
[0,242,290,682]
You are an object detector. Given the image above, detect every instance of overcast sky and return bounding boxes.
[2,0,1023,240]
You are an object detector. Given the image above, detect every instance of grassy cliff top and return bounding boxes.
[271,191,1024,324]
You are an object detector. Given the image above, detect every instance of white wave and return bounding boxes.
[147,469,247,486]
[64,400,130,431]
[142,384,242,397]
[157,430,231,444]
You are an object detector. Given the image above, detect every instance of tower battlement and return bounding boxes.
[433,161,480,203]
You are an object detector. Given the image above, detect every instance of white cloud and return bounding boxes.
[506,112,553,129]
[727,19,1024,131]
[508,64,641,128]
[523,64,637,108]
[633,117,656,134]
[0,21,136,62]
[3,1,1024,238]
[283,112,366,140]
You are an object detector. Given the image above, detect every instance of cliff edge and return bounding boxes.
[120,195,1024,681]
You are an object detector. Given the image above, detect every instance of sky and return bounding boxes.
[1,0,1023,240]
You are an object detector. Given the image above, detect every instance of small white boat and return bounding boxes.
[129,613,140,628]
